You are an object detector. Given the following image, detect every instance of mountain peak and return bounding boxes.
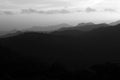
[58,22,108,32]
[110,20,120,26]
[77,22,95,27]
[56,23,72,27]
[24,23,72,32]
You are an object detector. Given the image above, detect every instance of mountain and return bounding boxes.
[1,23,120,79]
[77,22,95,26]
[0,31,8,36]
[24,23,72,32]
[75,23,108,31]
[58,22,108,31]
[110,20,120,26]
[0,29,23,38]
[1,24,120,69]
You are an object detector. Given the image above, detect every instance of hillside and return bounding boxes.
[1,24,120,79]
[1,24,120,67]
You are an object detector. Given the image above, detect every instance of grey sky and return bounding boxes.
[0,0,120,31]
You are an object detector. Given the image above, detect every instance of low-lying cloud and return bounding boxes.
[21,7,98,14]
[85,7,96,12]
[0,10,16,15]
[21,8,71,14]
[0,8,98,15]
[1,7,115,15]
[104,8,116,12]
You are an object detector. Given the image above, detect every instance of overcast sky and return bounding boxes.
[0,0,120,31]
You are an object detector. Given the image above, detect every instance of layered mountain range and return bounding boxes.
[1,21,120,70]
[0,20,120,37]
[1,19,120,77]
[24,20,120,32]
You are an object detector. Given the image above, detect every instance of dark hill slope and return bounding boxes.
[1,24,120,71]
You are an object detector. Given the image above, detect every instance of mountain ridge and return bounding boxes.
[1,23,120,71]
[23,23,72,32]
[1,20,120,38]
[58,23,108,31]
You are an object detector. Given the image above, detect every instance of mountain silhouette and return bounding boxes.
[1,23,120,79]
[58,23,108,31]
[0,22,110,37]
[77,22,95,26]
[1,23,120,70]
[24,23,72,32]
[110,20,120,26]
[0,30,23,38]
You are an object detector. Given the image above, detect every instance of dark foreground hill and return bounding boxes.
[1,24,120,79]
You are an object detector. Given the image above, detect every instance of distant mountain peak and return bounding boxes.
[52,23,72,28]
[58,22,108,32]
[77,22,95,27]
[0,29,22,38]
[24,23,72,32]
[110,20,120,26]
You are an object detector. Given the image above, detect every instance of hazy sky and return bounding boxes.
[0,0,120,31]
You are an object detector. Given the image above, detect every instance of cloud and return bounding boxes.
[21,8,71,14]
[21,7,98,14]
[0,0,71,9]
[76,10,82,12]
[21,8,38,14]
[0,0,119,14]
[0,0,120,12]
[104,8,116,12]
[85,7,96,12]
[3,11,15,15]
[0,10,16,15]
[0,0,96,10]
[45,9,71,14]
